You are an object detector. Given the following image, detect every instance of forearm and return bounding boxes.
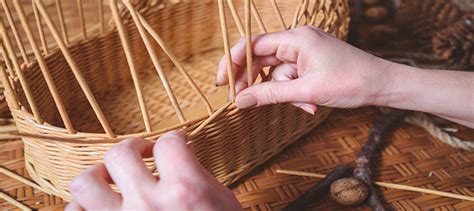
[375,62,474,128]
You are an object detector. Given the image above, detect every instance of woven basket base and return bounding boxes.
[1,108,473,210]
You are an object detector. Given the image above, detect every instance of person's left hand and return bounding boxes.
[66,131,242,211]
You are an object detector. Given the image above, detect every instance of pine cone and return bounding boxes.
[432,15,474,65]
[396,0,464,42]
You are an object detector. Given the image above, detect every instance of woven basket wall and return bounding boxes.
[0,0,349,200]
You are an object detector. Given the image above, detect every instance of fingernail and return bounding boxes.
[299,105,315,115]
[235,94,258,108]
[159,130,187,142]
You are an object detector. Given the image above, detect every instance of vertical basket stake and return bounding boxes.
[0,63,19,110]
[98,0,105,34]
[219,0,237,101]
[250,0,267,33]
[226,0,245,36]
[245,0,253,87]
[54,0,69,45]
[32,1,49,55]
[13,0,76,134]
[109,0,152,132]
[271,0,287,30]
[76,0,87,39]
[121,0,186,123]
[1,0,29,64]
[0,20,42,123]
[136,13,214,115]
[0,42,17,79]
[35,0,114,137]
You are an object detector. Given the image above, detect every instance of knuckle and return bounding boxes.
[261,85,279,105]
[69,173,92,195]
[104,138,137,162]
[170,181,205,203]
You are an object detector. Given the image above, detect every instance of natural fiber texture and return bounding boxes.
[0,0,349,200]
[2,108,473,210]
[231,108,474,210]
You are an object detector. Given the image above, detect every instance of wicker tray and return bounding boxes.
[0,0,349,200]
[1,108,473,210]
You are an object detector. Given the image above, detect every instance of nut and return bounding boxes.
[330,177,369,205]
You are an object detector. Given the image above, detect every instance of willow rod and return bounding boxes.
[98,0,105,34]
[1,0,29,63]
[54,0,69,45]
[219,0,237,101]
[122,0,186,123]
[244,0,253,87]
[277,169,474,202]
[13,0,76,134]
[0,192,31,211]
[109,0,152,132]
[0,20,42,123]
[0,65,18,109]
[31,1,48,55]
[35,0,114,137]
[76,0,87,39]
[271,0,287,30]
[136,13,214,115]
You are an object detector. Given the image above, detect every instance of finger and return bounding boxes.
[103,138,156,195]
[271,63,298,81]
[235,78,312,109]
[65,201,84,211]
[154,131,207,181]
[69,164,121,210]
[291,102,318,115]
[216,31,297,86]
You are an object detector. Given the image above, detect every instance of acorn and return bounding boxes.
[330,177,369,206]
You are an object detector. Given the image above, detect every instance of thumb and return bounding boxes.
[235,79,311,109]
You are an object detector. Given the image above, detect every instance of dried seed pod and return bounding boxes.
[330,177,369,206]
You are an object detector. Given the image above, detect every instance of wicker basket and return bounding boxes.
[0,0,349,200]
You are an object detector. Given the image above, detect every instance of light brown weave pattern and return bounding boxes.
[0,0,349,200]
[232,108,474,210]
[1,108,473,210]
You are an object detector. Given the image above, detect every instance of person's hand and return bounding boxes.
[66,131,242,211]
[216,26,394,114]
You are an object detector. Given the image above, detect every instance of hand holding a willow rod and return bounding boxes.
[66,131,242,211]
[216,26,474,128]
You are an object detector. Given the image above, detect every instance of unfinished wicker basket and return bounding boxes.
[0,0,349,200]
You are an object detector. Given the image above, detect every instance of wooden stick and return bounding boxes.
[121,0,186,123]
[189,102,232,138]
[1,0,29,63]
[32,1,49,55]
[276,170,474,202]
[35,0,114,137]
[271,0,287,30]
[0,192,32,211]
[250,0,267,33]
[136,13,214,115]
[54,0,69,45]
[0,166,45,192]
[244,0,253,87]
[13,0,76,134]
[226,0,245,36]
[219,0,237,101]
[0,65,19,109]
[98,0,105,34]
[109,0,152,132]
[76,0,87,39]
[0,20,42,123]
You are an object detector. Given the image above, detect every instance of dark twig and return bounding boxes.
[353,109,409,211]
[283,165,350,211]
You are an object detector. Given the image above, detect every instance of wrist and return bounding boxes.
[370,59,417,108]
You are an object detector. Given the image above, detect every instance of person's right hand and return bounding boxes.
[216,26,394,114]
